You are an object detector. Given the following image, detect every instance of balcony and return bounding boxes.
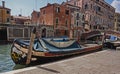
[108,15,114,19]
[96,11,102,16]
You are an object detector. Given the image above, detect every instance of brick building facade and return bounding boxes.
[114,13,120,31]
[39,3,71,37]
[11,15,31,25]
[31,10,40,25]
[31,0,115,38]
[68,0,115,31]
[0,1,11,24]
[63,3,85,39]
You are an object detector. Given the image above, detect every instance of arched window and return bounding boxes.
[56,18,59,27]
[56,7,60,13]
[85,4,88,10]
[74,1,76,6]
[77,21,79,26]
[76,13,79,20]
[65,19,68,26]
[56,18,59,24]
[82,15,85,20]
[42,28,46,38]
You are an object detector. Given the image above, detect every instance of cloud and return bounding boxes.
[111,0,120,13]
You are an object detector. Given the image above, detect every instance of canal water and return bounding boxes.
[0,44,15,73]
[0,42,104,73]
[0,44,26,73]
[0,44,14,73]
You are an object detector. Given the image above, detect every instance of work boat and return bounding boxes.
[11,38,102,65]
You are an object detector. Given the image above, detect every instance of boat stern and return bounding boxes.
[11,40,28,65]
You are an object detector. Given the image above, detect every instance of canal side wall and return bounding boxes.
[7,26,32,41]
[0,24,54,42]
[0,24,34,42]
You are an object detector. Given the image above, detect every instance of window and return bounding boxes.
[65,10,69,15]
[119,24,120,27]
[82,15,85,20]
[91,4,92,9]
[65,30,67,35]
[6,10,10,14]
[43,21,44,24]
[85,4,88,10]
[65,20,68,26]
[96,0,99,2]
[43,10,45,14]
[11,16,13,20]
[74,2,76,6]
[56,18,59,24]
[98,6,101,12]
[56,7,60,13]
[37,13,39,18]
[90,25,92,29]
[76,13,79,20]
[94,26,97,29]
[90,15,91,21]
[77,22,79,26]
[96,6,101,12]
[7,18,10,22]
[56,18,59,27]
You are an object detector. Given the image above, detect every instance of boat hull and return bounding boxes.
[11,45,102,65]
[11,42,102,65]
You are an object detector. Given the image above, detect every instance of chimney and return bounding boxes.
[2,1,5,8]
[19,14,22,16]
[66,0,68,2]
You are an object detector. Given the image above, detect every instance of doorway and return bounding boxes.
[0,27,7,41]
[42,28,46,38]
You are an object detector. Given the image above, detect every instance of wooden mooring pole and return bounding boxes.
[102,32,106,47]
[26,27,36,65]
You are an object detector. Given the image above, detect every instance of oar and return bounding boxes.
[26,27,36,65]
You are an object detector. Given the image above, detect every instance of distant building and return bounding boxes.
[0,1,11,24]
[31,10,40,25]
[31,10,54,38]
[68,0,115,31]
[24,19,31,26]
[39,3,71,37]
[114,13,120,31]
[11,14,31,25]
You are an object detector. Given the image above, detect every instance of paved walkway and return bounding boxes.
[4,50,120,74]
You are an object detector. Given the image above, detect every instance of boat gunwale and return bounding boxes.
[12,42,102,57]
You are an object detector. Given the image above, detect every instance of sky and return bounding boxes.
[0,0,120,16]
[111,0,120,13]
